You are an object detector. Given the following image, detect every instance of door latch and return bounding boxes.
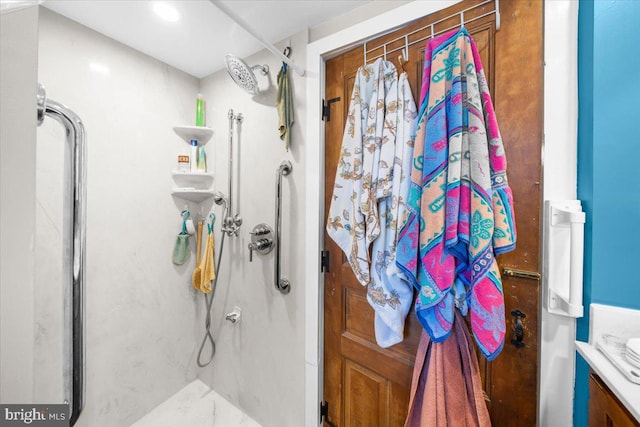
[511,309,526,349]
[320,401,337,427]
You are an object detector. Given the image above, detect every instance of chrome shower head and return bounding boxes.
[224,54,269,95]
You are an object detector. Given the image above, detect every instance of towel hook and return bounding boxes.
[283,46,291,58]
[403,35,409,62]
[398,55,408,73]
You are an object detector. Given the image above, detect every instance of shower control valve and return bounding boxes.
[250,226,270,236]
[248,223,274,262]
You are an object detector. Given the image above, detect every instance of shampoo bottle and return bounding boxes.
[195,94,205,127]
[190,139,198,172]
[197,146,207,172]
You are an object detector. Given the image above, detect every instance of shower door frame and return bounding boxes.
[304,1,580,426]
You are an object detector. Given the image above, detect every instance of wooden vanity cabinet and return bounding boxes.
[589,372,639,427]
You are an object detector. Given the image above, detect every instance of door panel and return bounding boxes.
[323,1,542,425]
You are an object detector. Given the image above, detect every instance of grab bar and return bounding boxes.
[274,160,292,294]
[37,84,86,426]
[543,200,585,318]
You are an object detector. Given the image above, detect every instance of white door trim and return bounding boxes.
[303,2,578,426]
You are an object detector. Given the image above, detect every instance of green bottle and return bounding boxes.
[196,94,205,126]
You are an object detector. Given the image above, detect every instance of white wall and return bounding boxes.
[309,0,411,42]
[540,2,579,426]
[198,31,308,427]
[35,8,201,426]
[0,5,39,404]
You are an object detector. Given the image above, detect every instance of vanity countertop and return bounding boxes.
[575,341,640,422]
[576,303,640,423]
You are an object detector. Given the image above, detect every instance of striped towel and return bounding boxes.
[396,28,516,360]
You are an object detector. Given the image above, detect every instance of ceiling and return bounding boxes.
[41,0,370,78]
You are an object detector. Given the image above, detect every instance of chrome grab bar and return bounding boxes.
[274,161,292,294]
[37,84,86,426]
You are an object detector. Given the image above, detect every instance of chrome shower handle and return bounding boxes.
[248,223,274,262]
[274,161,292,294]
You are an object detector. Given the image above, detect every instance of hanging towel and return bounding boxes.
[277,63,294,151]
[326,58,396,286]
[404,311,491,427]
[367,72,418,347]
[396,28,516,360]
[194,229,215,294]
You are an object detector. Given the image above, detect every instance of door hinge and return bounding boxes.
[322,97,340,122]
[321,250,330,273]
[320,401,336,426]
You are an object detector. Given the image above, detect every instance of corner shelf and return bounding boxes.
[171,125,214,204]
[171,171,214,189]
[173,125,214,146]
[171,189,215,203]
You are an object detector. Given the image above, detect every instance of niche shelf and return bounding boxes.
[173,125,214,145]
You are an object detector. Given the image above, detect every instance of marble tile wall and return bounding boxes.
[35,8,203,426]
[33,7,307,427]
[197,31,307,427]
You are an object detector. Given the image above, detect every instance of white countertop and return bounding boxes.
[576,341,640,422]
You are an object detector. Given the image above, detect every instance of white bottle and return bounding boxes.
[190,139,198,173]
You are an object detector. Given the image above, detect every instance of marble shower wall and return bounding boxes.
[35,8,204,426]
[197,31,307,427]
[35,7,307,427]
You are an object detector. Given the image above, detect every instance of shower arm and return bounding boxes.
[209,0,305,77]
[37,84,86,426]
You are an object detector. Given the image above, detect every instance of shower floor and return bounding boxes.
[131,380,262,427]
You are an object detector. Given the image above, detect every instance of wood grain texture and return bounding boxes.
[589,373,640,427]
[323,1,542,425]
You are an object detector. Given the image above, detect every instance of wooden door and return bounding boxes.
[323,0,543,426]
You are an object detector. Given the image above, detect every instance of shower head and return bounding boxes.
[224,54,269,95]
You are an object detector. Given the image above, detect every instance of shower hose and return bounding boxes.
[196,209,227,368]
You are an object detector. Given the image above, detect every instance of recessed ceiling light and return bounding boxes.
[89,62,110,75]
[153,2,180,22]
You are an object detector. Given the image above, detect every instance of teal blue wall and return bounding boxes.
[574,1,640,425]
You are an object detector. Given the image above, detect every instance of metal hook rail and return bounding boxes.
[274,161,292,294]
[364,0,500,64]
[37,84,86,426]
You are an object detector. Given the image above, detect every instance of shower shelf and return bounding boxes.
[171,171,214,189]
[171,188,215,203]
[173,125,214,145]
